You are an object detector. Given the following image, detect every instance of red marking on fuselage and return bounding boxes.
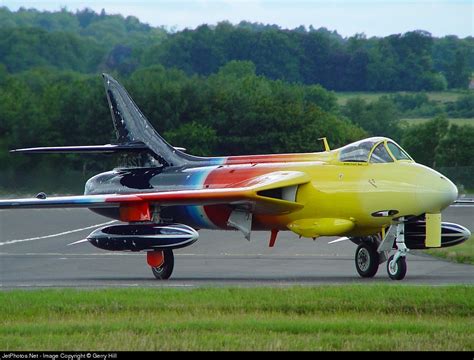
[201,163,272,228]
[204,164,272,189]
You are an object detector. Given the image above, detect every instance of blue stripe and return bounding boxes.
[180,166,217,229]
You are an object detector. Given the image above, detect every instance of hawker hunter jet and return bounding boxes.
[0,74,470,280]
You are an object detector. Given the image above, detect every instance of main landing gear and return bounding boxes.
[353,219,409,280]
[147,249,175,280]
[354,235,380,278]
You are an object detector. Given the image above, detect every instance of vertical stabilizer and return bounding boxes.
[102,73,188,167]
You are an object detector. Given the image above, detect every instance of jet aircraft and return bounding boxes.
[0,74,470,280]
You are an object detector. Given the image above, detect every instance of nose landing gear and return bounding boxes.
[387,219,409,280]
[353,218,409,280]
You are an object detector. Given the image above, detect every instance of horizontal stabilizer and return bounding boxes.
[10,142,150,154]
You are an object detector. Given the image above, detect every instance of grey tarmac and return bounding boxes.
[0,207,472,289]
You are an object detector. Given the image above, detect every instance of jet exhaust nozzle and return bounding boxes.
[87,223,199,251]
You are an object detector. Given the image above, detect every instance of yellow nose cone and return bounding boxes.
[417,168,458,213]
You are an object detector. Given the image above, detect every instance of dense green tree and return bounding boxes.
[343,97,402,140]
[164,122,218,156]
[0,27,103,73]
[140,21,470,91]
[435,124,474,167]
[0,8,472,90]
[432,36,474,89]
[445,49,471,89]
[401,116,449,167]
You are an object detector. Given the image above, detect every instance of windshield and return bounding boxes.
[387,142,412,161]
[339,138,413,163]
[339,139,379,162]
[370,142,394,163]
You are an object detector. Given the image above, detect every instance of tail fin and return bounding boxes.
[103,73,194,167]
[11,74,205,167]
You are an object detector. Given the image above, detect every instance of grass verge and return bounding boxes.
[0,286,473,351]
[426,236,474,264]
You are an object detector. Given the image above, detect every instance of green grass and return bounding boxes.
[335,91,466,106]
[0,286,473,351]
[426,236,474,264]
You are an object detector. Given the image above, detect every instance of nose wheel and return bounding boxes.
[387,254,407,280]
[386,217,409,280]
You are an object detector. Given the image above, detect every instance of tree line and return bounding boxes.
[0,7,473,91]
[145,24,473,91]
[0,63,473,192]
[0,7,473,192]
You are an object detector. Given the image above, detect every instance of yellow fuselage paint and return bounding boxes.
[250,139,457,238]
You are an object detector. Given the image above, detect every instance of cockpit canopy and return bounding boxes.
[339,137,412,163]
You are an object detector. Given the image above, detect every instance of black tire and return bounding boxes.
[387,255,407,281]
[151,249,174,280]
[355,242,380,278]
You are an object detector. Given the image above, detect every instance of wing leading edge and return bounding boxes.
[0,171,309,215]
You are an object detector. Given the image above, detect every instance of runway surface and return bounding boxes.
[0,207,472,288]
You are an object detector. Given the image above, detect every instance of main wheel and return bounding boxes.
[355,242,380,278]
[151,249,174,280]
[387,254,407,280]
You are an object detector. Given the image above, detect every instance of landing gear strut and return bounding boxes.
[387,218,409,280]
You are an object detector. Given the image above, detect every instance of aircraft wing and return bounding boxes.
[0,171,309,215]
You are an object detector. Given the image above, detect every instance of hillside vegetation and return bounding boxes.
[1,7,473,90]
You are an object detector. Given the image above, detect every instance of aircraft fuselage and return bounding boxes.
[85,149,457,237]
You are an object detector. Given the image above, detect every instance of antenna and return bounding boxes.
[318,137,330,152]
